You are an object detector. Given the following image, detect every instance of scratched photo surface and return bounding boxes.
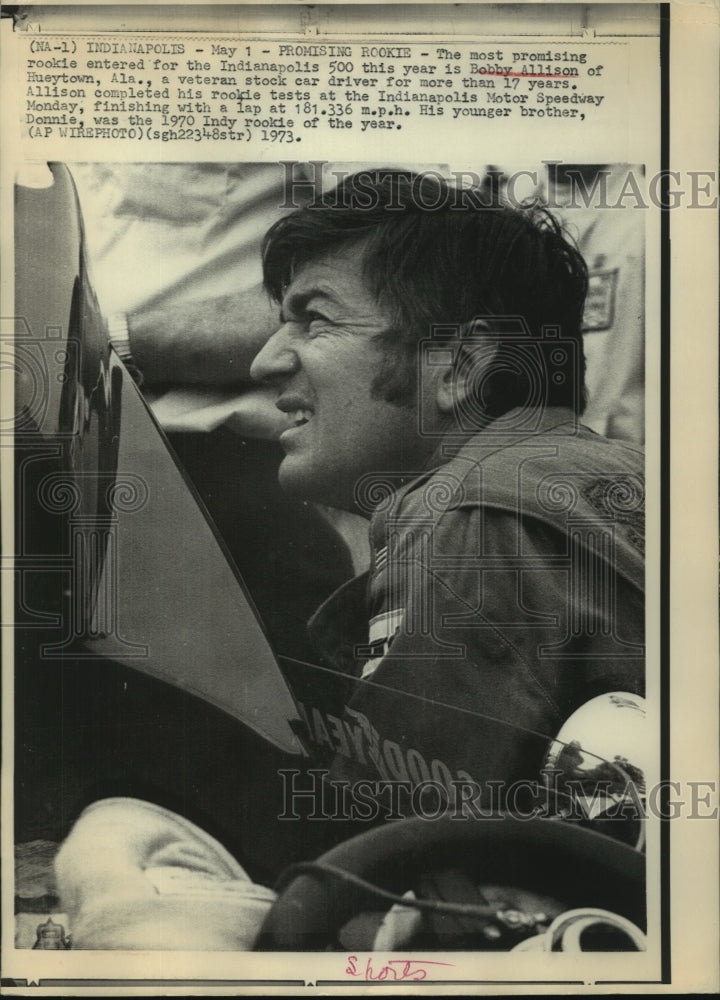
[12,156,650,964]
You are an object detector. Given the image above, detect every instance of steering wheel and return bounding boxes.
[255,814,645,951]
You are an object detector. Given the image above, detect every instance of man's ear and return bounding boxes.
[435,334,499,416]
[435,353,460,414]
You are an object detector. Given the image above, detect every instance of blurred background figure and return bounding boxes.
[545,162,645,445]
[475,161,645,444]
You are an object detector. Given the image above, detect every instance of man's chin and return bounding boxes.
[278,458,352,511]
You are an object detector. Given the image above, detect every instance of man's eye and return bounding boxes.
[306,312,330,335]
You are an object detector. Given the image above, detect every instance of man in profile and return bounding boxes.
[251,168,645,801]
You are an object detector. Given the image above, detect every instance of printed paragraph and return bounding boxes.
[22,37,612,142]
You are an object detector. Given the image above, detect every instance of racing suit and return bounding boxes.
[300,407,645,806]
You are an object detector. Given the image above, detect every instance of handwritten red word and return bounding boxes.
[346,955,454,982]
[474,71,562,77]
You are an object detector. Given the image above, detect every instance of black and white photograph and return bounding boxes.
[2,3,718,994]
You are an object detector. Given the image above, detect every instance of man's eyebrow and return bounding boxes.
[280,287,334,323]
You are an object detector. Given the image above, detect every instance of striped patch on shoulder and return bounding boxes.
[374,545,388,572]
[368,608,404,645]
[354,608,404,677]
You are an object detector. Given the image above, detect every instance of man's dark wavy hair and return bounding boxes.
[262,169,588,418]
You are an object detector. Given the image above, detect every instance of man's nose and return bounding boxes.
[250,323,299,385]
